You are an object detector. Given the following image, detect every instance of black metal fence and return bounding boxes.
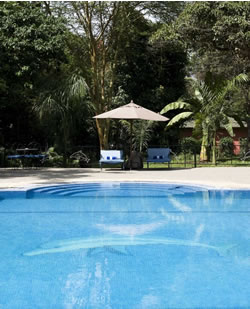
[166,141,250,168]
[1,141,250,168]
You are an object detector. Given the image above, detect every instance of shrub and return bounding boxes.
[181,137,201,154]
[239,138,248,157]
[219,137,234,158]
[0,147,5,167]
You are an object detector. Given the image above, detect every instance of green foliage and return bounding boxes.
[112,11,188,149]
[42,147,84,168]
[161,72,248,162]
[177,2,250,61]
[181,137,201,154]
[219,137,234,158]
[239,138,249,157]
[0,2,66,78]
[176,2,250,148]
[119,120,155,153]
[166,112,193,127]
[176,2,250,144]
[60,1,188,149]
[43,156,64,168]
[0,147,5,167]
[3,1,249,164]
[141,2,186,23]
[0,2,67,147]
[160,101,192,115]
[0,1,188,155]
[34,72,89,164]
[114,5,188,116]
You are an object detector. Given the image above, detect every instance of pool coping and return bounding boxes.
[0,180,250,193]
[1,167,250,190]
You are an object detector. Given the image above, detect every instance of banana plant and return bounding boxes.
[161,72,248,163]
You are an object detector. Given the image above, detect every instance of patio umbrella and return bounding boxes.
[94,100,169,167]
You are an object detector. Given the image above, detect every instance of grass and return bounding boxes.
[144,159,250,169]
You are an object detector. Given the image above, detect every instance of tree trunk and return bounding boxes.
[62,119,69,167]
[211,132,216,165]
[95,118,109,149]
[70,2,123,150]
[247,96,250,150]
[200,124,209,161]
[247,117,250,150]
[244,88,250,150]
[200,137,208,161]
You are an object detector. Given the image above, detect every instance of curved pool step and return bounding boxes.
[26,183,208,198]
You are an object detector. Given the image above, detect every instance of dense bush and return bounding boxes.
[239,138,248,157]
[0,147,5,167]
[219,137,234,157]
[181,137,201,154]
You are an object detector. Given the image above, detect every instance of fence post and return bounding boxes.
[215,145,217,166]
[194,150,197,168]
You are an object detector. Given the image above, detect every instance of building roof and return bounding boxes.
[183,118,246,129]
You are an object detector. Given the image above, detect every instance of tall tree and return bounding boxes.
[57,1,187,149]
[177,2,250,62]
[176,1,250,147]
[60,2,129,149]
[0,1,66,146]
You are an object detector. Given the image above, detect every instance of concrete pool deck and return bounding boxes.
[0,167,250,190]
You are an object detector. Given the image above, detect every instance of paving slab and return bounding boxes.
[0,167,250,190]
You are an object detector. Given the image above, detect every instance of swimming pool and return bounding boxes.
[0,182,250,308]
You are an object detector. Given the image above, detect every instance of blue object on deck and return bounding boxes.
[147,147,171,168]
[23,154,47,159]
[7,155,23,159]
[7,152,48,169]
[99,150,124,170]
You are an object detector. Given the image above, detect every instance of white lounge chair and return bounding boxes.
[99,150,125,170]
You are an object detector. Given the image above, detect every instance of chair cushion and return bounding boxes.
[99,150,124,165]
[153,155,164,159]
[147,148,171,163]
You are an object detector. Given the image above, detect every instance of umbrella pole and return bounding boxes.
[129,120,133,170]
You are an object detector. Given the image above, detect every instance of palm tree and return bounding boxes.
[120,120,155,153]
[34,73,89,166]
[160,72,248,163]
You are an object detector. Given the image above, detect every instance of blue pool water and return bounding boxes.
[0,182,250,308]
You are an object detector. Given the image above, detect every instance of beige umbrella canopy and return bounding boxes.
[94,100,168,121]
[94,100,169,167]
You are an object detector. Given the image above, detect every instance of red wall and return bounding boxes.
[217,128,247,154]
[181,128,247,155]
